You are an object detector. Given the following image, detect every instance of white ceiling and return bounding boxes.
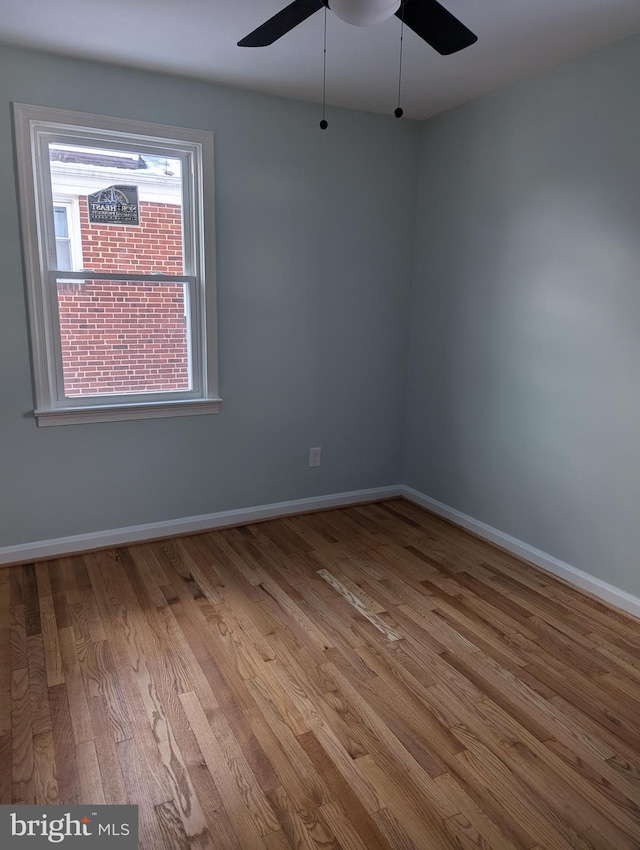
[0,0,639,119]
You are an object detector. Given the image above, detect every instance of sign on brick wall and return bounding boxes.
[87,185,140,225]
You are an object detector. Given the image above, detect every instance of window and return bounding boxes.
[52,198,83,271]
[13,104,221,425]
[53,205,72,270]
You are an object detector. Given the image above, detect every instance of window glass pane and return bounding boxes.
[55,238,72,271]
[56,277,191,397]
[49,143,185,275]
[53,205,69,237]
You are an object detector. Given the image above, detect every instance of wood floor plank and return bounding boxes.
[255,663,389,816]
[263,829,295,850]
[48,683,80,804]
[11,603,27,671]
[101,607,212,843]
[116,737,175,850]
[297,730,391,850]
[356,754,454,850]
[244,680,334,811]
[23,564,41,638]
[86,560,193,810]
[474,698,640,839]
[39,595,64,687]
[34,563,52,599]
[321,662,459,817]
[451,738,576,850]
[27,633,58,804]
[168,596,254,715]
[267,784,341,850]
[433,770,520,849]
[58,626,93,745]
[253,563,335,655]
[2,499,640,849]
[317,569,401,640]
[150,602,220,712]
[75,739,105,805]
[180,690,277,848]
[78,563,107,644]
[0,731,11,804]
[207,706,278,814]
[154,799,190,850]
[88,694,128,804]
[371,807,422,850]
[48,561,72,630]
[11,666,34,803]
[81,640,133,742]
[502,740,639,850]
[0,587,11,743]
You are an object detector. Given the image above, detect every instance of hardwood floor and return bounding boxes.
[2,499,640,849]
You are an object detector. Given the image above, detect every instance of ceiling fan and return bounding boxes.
[238,0,477,56]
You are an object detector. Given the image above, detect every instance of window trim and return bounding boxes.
[13,103,221,426]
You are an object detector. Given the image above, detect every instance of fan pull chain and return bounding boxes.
[395,3,405,118]
[320,6,328,129]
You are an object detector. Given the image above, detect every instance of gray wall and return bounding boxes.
[0,45,419,546]
[405,36,640,596]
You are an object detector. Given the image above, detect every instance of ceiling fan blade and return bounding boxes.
[397,0,477,55]
[238,0,326,47]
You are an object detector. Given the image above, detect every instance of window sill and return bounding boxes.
[34,397,223,426]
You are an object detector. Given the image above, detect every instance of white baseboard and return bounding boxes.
[4,481,639,623]
[401,485,640,621]
[0,485,402,566]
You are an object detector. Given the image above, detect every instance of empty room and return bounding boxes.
[1,1,640,847]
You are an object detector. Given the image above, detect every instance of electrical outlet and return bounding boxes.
[309,447,322,468]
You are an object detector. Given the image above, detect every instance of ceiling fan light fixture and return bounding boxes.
[329,0,401,27]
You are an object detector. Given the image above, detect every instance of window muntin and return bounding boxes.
[14,104,220,424]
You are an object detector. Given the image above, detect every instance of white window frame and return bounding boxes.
[13,103,221,426]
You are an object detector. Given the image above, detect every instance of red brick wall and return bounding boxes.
[78,198,184,274]
[57,198,189,397]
